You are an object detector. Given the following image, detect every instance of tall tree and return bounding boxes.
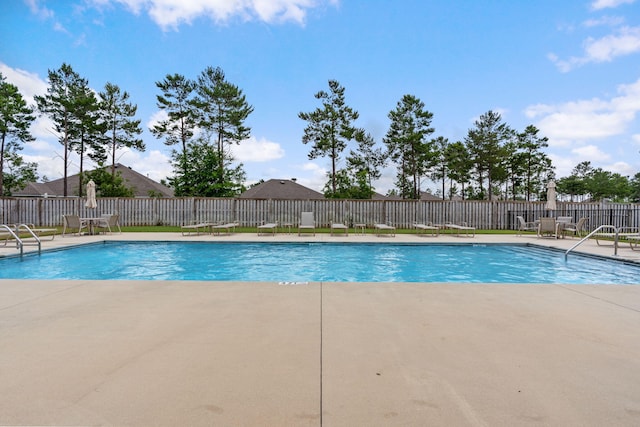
[35,63,85,196]
[465,110,514,200]
[515,125,551,201]
[194,66,253,195]
[169,139,245,197]
[68,78,105,196]
[0,73,36,196]
[384,94,435,199]
[430,136,450,200]
[586,168,630,202]
[299,80,360,196]
[444,141,472,199]
[557,161,592,202]
[344,131,387,198]
[99,82,145,177]
[151,73,197,162]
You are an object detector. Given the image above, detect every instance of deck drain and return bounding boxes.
[278,281,309,285]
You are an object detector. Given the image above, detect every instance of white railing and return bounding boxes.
[565,225,618,260]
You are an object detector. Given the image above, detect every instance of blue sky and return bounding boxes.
[2,0,639,195]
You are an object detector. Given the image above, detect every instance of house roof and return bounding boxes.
[13,163,174,198]
[239,179,324,200]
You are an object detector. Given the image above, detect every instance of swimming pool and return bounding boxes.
[0,242,638,284]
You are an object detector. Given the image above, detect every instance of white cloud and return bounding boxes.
[24,0,55,19]
[591,0,636,10]
[605,161,635,175]
[232,136,285,162]
[121,149,173,182]
[583,15,625,27]
[550,26,640,72]
[0,62,48,105]
[571,144,611,161]
[525,77,640,144]
[294,161,326,191]
[146,110,168,131]
[548,154,576,178]
[92,0,337,30]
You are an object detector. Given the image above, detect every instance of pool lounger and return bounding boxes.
[413,223,439,237]
[211,222,240,236]
[257,222,278,236]
[443,222,476,237]
[594,228,639,246]
[330,221,349,236]
[374,223,396,237]
[181,222,211,236]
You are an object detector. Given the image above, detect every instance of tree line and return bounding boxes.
[1,64,638,202]
[299,80,553,200]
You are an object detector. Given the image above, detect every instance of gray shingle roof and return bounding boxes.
[239,179,324,199]
[13,163,174,198]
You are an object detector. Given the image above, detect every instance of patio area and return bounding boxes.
[0,232,639,426]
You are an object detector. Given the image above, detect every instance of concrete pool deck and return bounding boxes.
[1,232,639,426]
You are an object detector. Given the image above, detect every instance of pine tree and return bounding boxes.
[99,82,145,177]
[299,80,359,197]
[0,73,36,196]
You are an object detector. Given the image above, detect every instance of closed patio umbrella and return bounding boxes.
[545,180,557,213]
[85,180,97,209]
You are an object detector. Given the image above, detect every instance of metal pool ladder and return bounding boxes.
[1,224,41,255]
[564,225,618,260]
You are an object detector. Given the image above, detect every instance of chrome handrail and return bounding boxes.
[1,224,24,255]
[565,225,618,260]
[16,224,41,254]
[1,224,42,255]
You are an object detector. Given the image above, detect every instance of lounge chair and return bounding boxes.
[211,221,240,236]
[626,234,640,250]
[537,217,560,238]
[374,222,396,237]
[562,217,587,238]
[516,216,537,236]
[413,222,439,236]
[330,220,348,236]
[594,227,639,246]
[257,221,278,236]
[444,222,476,237]
[19,223,57,240]
[62,214,87,236]
[181,222,211,236]
[97,214,121,234]
[298,212,315,236]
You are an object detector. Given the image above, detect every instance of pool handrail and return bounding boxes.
[1,224,41,255]
[565,225,618,260]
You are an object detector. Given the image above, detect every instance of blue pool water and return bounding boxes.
[0,242,638,284]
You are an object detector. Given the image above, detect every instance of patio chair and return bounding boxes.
[20,223,57,240]
[444,222,476,237]
[374,222,396,237]
[594,226,639,246]
[413,222,439,237]
[62,214,87,237]
[211,221,240,236]
[516,216,537,236]
[257,221,278,236]
[330,220,349,236]
[96,214,121,234]
[181,222,211,236]
[562,217,588,238]
[298,212,316,236]
[537,217,559,238]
